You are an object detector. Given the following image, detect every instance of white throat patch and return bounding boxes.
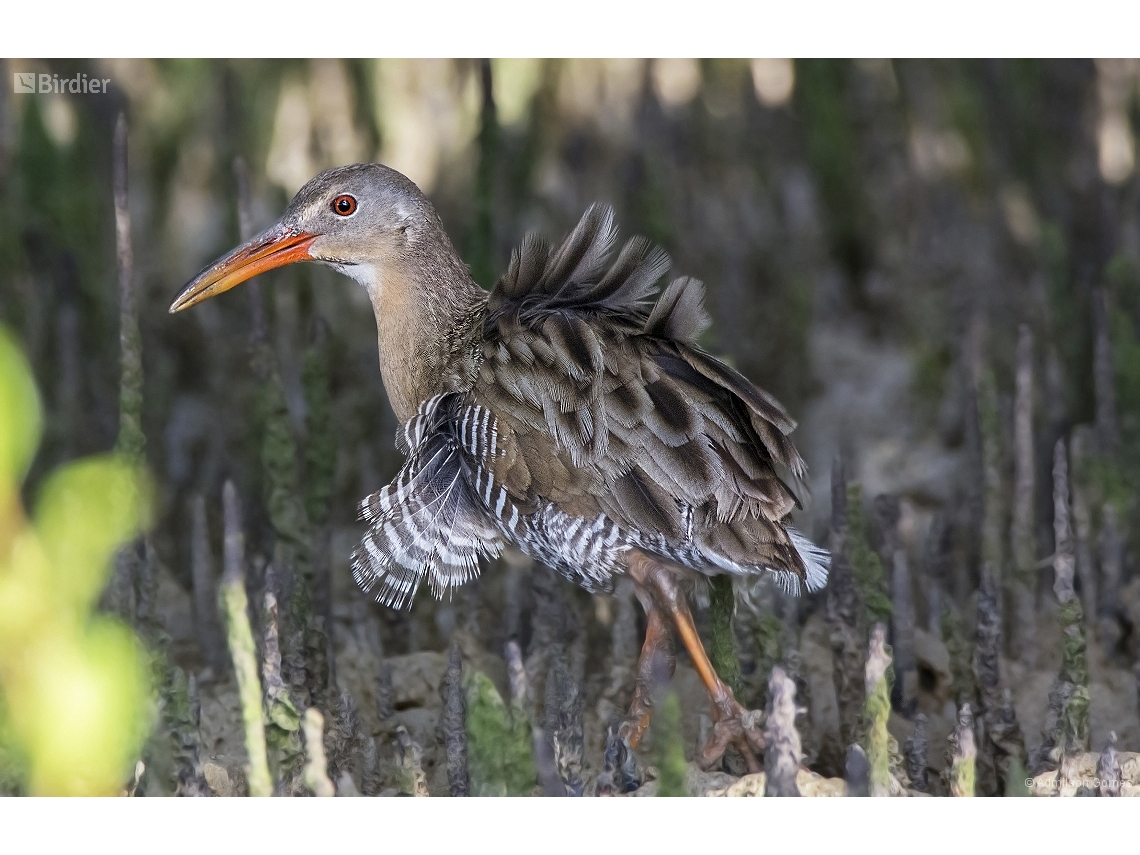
[331,262,380,300]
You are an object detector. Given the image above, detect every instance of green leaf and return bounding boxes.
[0,326,43,486]
[16,619,152,795]
[33,456,151,614]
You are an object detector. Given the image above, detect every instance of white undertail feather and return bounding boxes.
[789,528,830,593]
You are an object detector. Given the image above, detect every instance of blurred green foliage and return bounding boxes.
[301,329,337,529]
[652,688,687,797]
[1107,255,1140,542]
[943,63,990,195]
[1042,221,1096,425]
[707,575,741,699]
[795,59,869,284]
[846,484,893,629]
[941,605,976,707]
[463,668,535,796]
[913,342,955,409]
[0,328,42,486]
[751,610,784,709]
[0,325,152,795]
[465,60,498,290]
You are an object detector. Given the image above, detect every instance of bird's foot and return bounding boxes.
[698,696,764,774]
[595,722,644,795]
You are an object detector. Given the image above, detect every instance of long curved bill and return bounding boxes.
[169,225,317,313]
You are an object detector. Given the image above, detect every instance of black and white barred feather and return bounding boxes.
[351,396,505,609]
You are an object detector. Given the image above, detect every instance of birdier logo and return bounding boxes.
[12,72,110,94]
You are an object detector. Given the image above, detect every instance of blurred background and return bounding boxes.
[1,58,1139,796]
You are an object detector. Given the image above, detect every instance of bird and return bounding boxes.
[170,162,828,777]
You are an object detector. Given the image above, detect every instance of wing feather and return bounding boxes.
[475,206,827,590]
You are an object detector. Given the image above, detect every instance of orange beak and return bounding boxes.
[169,226,318,313]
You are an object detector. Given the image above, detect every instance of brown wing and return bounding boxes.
[471,205,821,586]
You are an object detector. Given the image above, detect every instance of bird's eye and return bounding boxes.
[332,194,357,216]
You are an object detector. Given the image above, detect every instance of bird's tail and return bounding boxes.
[731,529,830,618]
[788,528,830,593]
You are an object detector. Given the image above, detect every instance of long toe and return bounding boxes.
[698,701,765,773]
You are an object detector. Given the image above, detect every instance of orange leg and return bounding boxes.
[620,606,675,750]
[599,605,674,794]
[627,550,764,774]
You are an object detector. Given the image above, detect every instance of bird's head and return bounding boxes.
[169,163,442,313]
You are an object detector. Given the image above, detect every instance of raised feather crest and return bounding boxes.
[486,203,708,338]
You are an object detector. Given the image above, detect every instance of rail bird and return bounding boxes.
[171,163,828,776]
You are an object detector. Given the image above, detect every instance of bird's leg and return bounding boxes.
[628,551,764,774]
[619,605,675,750]
[598,602,674,795]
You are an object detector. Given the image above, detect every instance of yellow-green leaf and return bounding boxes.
[0,326,42,486]
[11,620,152,795]
[33,456,151,613]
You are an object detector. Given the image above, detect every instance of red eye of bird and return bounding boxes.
[333,194,357,216]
